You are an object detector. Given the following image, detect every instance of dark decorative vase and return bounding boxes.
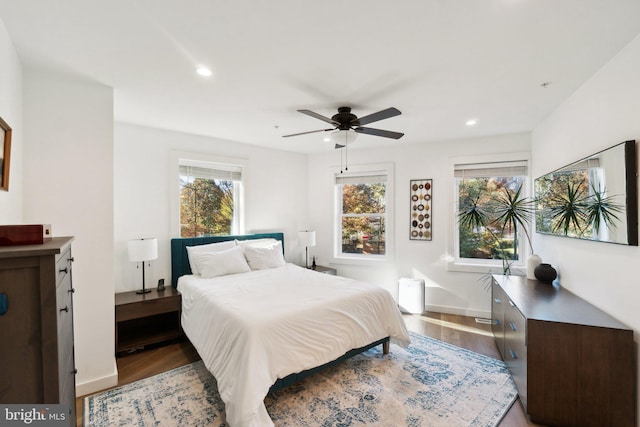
[534,263,557,283]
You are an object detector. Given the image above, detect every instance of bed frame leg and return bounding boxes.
[382,341,389,355]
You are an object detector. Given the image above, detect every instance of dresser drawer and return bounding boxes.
[55,248,72,286]
[116,295,181,322]
[59,352,76,421]
[503,299,527,408]
[491,281,506,358]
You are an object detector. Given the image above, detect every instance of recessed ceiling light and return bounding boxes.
[196,66,212,77]
[465,119,478,126]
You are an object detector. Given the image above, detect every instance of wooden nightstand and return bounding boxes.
[115,287,182,355]
[312,265,337,275]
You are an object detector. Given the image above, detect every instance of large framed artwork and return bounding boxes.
[0,116,11,192]
[410,179,432,240]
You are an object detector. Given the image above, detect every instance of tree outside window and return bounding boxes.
[179,164,241,237]
[335,170,389,259]
[457,176,525,261]
[454,160,529,267]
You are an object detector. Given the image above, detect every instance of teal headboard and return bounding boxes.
[170,232,285,287]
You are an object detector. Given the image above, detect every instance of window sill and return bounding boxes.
[330,255,391,267]
[446,261,525,275]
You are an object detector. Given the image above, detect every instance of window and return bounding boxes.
[334,165,393,261]
[178,161,242,237]
[453,160,529,268]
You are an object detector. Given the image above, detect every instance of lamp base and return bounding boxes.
[136,288,151,294]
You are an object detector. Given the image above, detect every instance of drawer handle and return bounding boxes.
[494,298,501,304]
[59,267,68,274]
[69,257,75,263]
[508,300,515,307]
[71,369,78,375]
[60,306,69,313]
[509,349,518,359]
[509,322,517,331]
[68,288,75,294]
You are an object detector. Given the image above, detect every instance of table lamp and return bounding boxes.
[298,230,316,269]
[128,238,158,294]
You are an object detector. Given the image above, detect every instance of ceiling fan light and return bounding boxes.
[330,129,358,145]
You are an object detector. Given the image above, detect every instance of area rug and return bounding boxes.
[84,332,517,427]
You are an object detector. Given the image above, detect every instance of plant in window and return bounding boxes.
[458,183,534,275]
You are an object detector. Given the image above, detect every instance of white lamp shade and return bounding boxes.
[128,238,158,262]
[330,129,358,146]
[298,230,316,247]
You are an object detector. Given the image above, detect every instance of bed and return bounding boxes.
[171,233,410,427]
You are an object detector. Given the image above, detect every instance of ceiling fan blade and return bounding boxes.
[298,109,340,126]
[282,128,333,138]
[354,127,404,139]
[352,107,401,126]
[334,143,345,149]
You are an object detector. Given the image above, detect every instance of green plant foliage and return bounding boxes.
[458,180,533,272]
[547,182,588,236]
[585,183,623,235]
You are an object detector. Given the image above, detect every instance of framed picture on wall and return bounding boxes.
[410,179,432,241]
[0,116,11,192]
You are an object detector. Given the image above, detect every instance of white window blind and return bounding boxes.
[335,173,387,185]
[179,164,242,181]
[559,158,600,172]
[454,160,527,178]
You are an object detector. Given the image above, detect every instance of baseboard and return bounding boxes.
[76,360,118,397]
[424,303,491,319]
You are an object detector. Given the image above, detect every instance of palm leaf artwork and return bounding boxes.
[548,182,588,236]
[585,184,623,235]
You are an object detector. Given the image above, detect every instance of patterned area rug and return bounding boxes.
[84,332,517,426]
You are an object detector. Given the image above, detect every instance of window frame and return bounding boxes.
[332,162,394,265]
[446,152,531,274]
[170,151,246,238]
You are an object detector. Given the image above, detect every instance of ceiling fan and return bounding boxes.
[282,106,404,148]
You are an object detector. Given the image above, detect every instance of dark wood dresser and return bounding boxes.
[0,237,76,426]
[492,274,635,427]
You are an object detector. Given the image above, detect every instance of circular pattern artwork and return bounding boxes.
[410,179,432,241]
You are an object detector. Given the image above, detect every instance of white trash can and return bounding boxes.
[398,278,425,314]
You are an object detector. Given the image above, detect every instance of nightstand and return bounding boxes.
[312,265,337,275]
[115,287,182,355]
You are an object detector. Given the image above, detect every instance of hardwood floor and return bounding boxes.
[76,312,541,426]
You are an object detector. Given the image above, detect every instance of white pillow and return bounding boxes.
[243,241,286,270]
[236,238,279,248]
[195,246,251,279]
[186,240,236,275]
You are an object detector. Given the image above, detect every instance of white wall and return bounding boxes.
[23,68,116,395]
[114,122,309,293]
[532,33,640,417]
[0,17,22,223]
[307,133,531,317]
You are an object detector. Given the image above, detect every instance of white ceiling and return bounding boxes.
[1,0,640,153]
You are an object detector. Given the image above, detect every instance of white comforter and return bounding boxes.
[178,263,410,427]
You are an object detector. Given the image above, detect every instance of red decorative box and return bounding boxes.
[0,224,52,246]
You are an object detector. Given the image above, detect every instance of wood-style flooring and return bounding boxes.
[76,312,541,426]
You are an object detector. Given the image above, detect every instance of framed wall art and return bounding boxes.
[0,116,12,192]
[410,179,432,241]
